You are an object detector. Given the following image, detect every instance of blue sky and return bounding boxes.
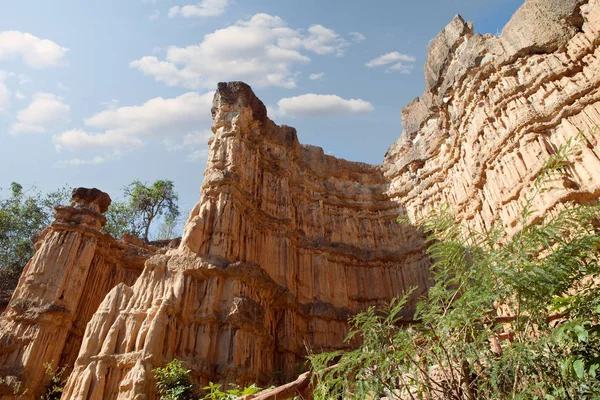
[0,0,523,235]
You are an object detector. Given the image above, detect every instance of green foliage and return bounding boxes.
[154,359,198,400]
[103,179,180,242]
[126,179,179,242]
[311,132,600,399]
[102,200,141,238]
[153,359,263,400]
[40,363,68,400]
[0,182,71,297]
[201,382,263,399]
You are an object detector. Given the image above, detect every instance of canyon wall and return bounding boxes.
[1,0,600,399]
[0,189,154,399]
[384,0,600,233]
[59,82,431,399]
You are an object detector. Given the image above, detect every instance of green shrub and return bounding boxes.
[154,359,198,400]
[154,359,263,400]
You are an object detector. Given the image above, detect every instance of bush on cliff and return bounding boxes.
[310,134,600,399]
[153,359,264,400]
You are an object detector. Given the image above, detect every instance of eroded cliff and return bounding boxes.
[384,0,600,233]
[59,82,431,399]
[0,189,155,399]
[1,0,600,398]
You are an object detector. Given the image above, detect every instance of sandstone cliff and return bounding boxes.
[0,189,154,399]
[1,0,600,399]
[384,0,600,233]
[59,82,431,399]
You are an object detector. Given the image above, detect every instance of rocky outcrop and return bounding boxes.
[60,82,431,399]
[3,0,600,399]
[384,0,600,233]
[0,189,154,399]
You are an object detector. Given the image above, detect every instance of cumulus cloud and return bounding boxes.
[54,156,106,168]
[168,0,230,18]
[349,32,366,42]
[276,93,373,118]
[131,13,351,90]
[53,92,214,160]
[10,93,70,135]
[15,90,25,100]
[0,31,68,68]
[308,72,325,80]
[366,51,416,73]
[303,25,348,56]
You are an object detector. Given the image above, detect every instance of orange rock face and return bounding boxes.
[2,0,600,399]
[59,83,431,399]
[0,189,154,399]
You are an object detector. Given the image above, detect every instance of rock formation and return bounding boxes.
[0,189,154,399]
[59,82,431,399]
[1,0,600,398]
[384,0,600,233]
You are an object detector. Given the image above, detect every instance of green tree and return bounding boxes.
[102,179,180,242]
[103,200,141,239]
[125,179,179,243]
[0,183,71,300]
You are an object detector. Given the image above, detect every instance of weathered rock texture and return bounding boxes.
[0,189,154,399]
[3,0,600,398]
[59,83,431,399]
[384,0,600,234]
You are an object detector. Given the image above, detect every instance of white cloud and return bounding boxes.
[54,156,106,168]
[308,72,325,80]
[10,93,70,135]
[387,62,414,74]
[15,90,25,100]
[276,93,373,118]
[366,51,416,67]
[302,25,349,57]
[53,92,214,160]
[148,9,160,21]
[168,0,230,18]
[349,32,366,42]
[53,129,144,152]
[131,13,350,90]
[0,31,68,68]
[366,51,416,74]
[0,71,10,111]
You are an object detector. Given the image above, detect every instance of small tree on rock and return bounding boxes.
[125,179,179,243]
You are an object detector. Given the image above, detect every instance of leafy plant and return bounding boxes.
[154,359,198,400]
[40,363,68,400]
[202,382,263,399]
[125,179,179,242]
[310,131,600,399]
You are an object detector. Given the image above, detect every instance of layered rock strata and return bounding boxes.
[3,0,600,399]
[0,189,154,400]
[60,82,431,399]
[384,0,600,233]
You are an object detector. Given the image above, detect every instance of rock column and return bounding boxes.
[0,188,111,400]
